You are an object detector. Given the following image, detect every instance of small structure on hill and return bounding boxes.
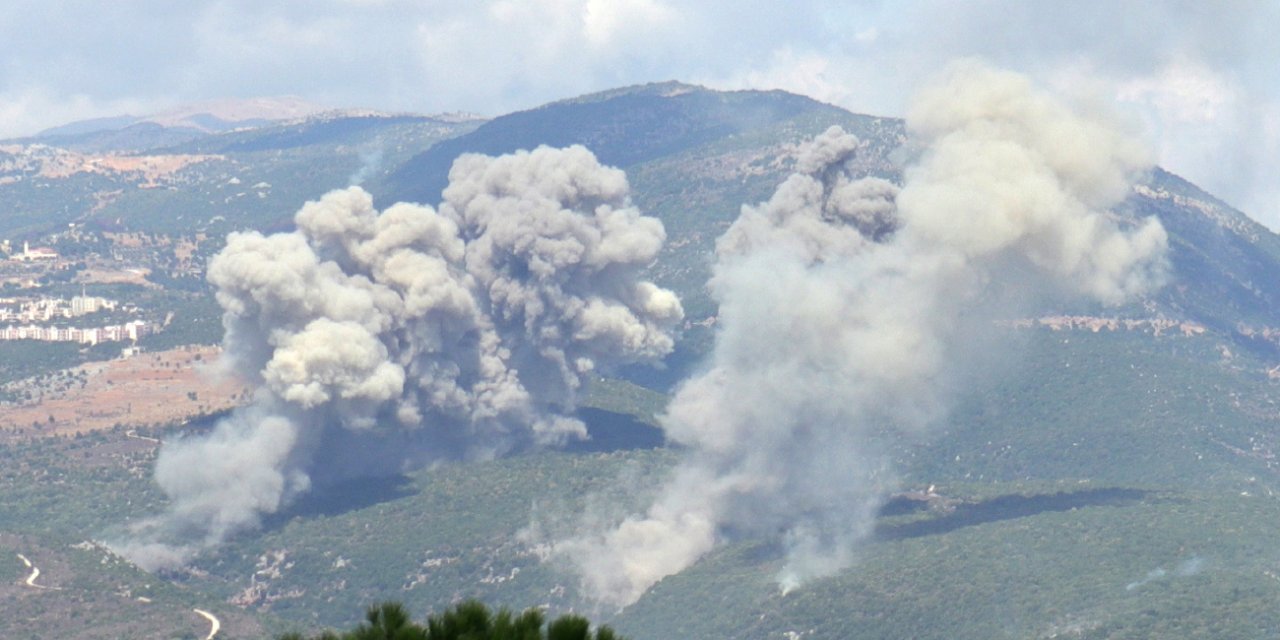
[13,241,58,262]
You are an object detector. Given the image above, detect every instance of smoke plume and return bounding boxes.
[114,145,682,570]
[552,60,1169,607]
[348,145,384,186]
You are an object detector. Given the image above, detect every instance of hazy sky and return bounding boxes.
[2,1,1277,226]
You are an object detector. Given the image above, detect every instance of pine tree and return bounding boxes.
[279,600,624,640]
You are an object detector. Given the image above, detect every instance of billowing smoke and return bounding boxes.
[113,145,683,570]
[551,61,1169,607]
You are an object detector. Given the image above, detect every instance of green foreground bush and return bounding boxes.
[279,600,623,640]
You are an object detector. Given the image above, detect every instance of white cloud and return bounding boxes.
[0,1,1275,226]
[582,0,678,47]
[0,88,159,138]
[709,3,1280,227]
[1118,60,1236,124]
[1112,59,1280,223]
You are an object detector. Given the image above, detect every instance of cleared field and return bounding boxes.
[0,345,246,437]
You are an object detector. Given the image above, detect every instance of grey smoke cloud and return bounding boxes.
[113,145,682,570]
[552,60,1169,607]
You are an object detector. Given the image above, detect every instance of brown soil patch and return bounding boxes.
[75,267,154,287]
[32,149,220,184]
[0,345,249,436]
[91,154,216,182]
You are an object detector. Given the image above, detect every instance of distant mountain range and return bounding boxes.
[7,80,1280,376]
[37,96,329,136]
[10,97,482,155]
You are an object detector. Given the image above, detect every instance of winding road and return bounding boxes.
[16,552,219,636]
[125,429,162,444]
[14,553,59,590]
[193,608,221,639]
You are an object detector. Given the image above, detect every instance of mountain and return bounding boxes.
[377,81,902,356]
[31,96,330,143]
[379,81,1280,369]
[0,110,483,240]
[33,115,143,139]
[379,81,885,206]
[3,83,1280,639]
[13,98,456,156]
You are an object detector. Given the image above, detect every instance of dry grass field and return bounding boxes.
[0,345,247,437]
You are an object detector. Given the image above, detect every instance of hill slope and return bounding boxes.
[3,83,1280,639]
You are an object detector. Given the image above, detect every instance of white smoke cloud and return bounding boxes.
[551,60,1169,607]
[113,145,682,571]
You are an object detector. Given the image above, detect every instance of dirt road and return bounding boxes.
[193,608,220,639]
[14,553,58,590]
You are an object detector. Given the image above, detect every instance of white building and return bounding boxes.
[16,241,57,262]
[0,320,148,345]
[70,295,108,315]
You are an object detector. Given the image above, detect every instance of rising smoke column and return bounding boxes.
[114,145,682,571]
[555,60,1169,607]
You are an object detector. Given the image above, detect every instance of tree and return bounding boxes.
[278,600,624,640]
[354,602,424,640]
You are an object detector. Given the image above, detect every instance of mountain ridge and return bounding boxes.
[34,96,330,138]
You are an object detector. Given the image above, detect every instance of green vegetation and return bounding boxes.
[903,328,1280,491]
[615,483,1280,640]
[0,427,165,535]
[0,341,122,397]
[0,341,87,385]
[183,446,675,631]
[279,600,624,640]
[581,377,667,424]
[0,171,118,238]
[138,292,223,349]
[1,358,1279,639]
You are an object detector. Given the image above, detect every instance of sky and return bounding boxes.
[1,0,1277,226]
